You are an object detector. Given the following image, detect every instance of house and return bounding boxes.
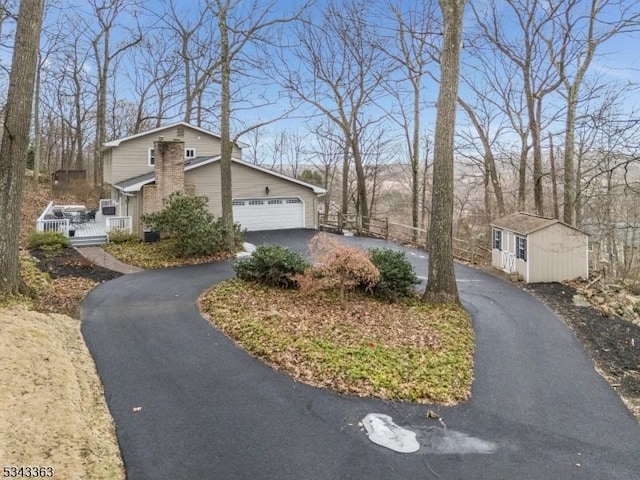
[102,122,326,236]
[490,212,589,283]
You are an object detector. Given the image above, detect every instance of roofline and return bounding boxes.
[490,212,587,235]
[230,157,327,195]
[102,122,250,150]
[116,156,327,195]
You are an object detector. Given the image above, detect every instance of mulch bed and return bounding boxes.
[525,282,640,417]
[30,248,122,283]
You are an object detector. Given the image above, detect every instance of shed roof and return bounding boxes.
[490,212,586,236]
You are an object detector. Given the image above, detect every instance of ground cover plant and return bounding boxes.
[202,234,474,403]
[200,279,473,403]
[104,237,236,269]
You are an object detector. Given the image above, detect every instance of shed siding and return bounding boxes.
[528,224,588,282]
[185,161,318,228]
[107,125,242,184]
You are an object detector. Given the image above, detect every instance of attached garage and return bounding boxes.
[233,197,305,231]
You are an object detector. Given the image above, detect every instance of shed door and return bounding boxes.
[233,198,304,231]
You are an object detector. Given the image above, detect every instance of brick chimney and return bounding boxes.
[142,137,185,216]
[155,137,185,204]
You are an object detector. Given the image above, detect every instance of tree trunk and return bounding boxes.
[517,136,527,210]
[341,140,349,216]
[549,133,559,219]
[563,84,578,225]
[423,0,466,305]
[411,80,420,240]
[0,0,45,296]
[218,2,235,250]
[32,52,42,185]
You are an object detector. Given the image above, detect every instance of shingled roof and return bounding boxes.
[490,212,584,235]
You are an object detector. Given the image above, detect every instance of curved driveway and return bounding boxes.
[82,230,640,479]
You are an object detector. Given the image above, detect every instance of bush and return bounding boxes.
[28,231,70,251]
[369,248,419,299]
[142,192,244,257]
[298,233,380,299]
[107,229,138,244]
[234,245,310,288]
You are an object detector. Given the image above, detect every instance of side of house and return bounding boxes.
[103,122,325,236]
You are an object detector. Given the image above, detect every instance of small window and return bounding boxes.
[185,148,196,159]
[493,228,502,250]
[148,148,155,166]
[516,236,527,261]
[268,199,283,205]
[249,200,264,206]
[232,200,245,206]
[286,198,302,204]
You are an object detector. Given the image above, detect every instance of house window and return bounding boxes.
[185,148,196,159]
[249,200,264,205]
[267,199,283,205]
[148,148,155,166]
[516,236,527,261]
[493,228,502,250]
[232,200,245,206]
[286,198,302,204]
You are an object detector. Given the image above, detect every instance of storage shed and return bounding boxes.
[490,212,589,283]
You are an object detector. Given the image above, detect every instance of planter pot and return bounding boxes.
[143,230,160,243]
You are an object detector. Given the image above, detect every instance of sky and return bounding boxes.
[1,0,639,156]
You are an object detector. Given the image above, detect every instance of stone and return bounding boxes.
[572,295,591,308]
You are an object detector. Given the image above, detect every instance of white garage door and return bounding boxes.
[233,198,304,231]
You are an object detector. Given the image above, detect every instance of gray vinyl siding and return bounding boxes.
[185,161,318,228]
[107,125,242,184]
[528,225,588,283]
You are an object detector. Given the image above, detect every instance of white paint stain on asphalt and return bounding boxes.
[362,414,420,453]
[362,414,497,456]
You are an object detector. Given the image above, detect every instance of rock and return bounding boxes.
[594,296,606,305]
[572,295,591,308]
[607,284,623,292]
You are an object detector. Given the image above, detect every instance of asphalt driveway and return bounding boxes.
[82,230,640,479]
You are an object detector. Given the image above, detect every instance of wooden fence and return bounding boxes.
[318,213,491,265]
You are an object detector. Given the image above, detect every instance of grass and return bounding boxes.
[200,279,474,404]
[104,239,236,269]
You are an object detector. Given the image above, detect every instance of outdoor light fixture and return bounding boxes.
[265,186,270,195]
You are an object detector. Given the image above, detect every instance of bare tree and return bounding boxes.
[0,0,45,296]
[423,0,466,305]
[208,0,309,249]
[473,0,564,216]
[381,0,439,237]
[543,0,640,225]
[87,0,142,187]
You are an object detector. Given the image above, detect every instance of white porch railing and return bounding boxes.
[502,251,516,273]
[106,216,132,233]
[36,200,71,235]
